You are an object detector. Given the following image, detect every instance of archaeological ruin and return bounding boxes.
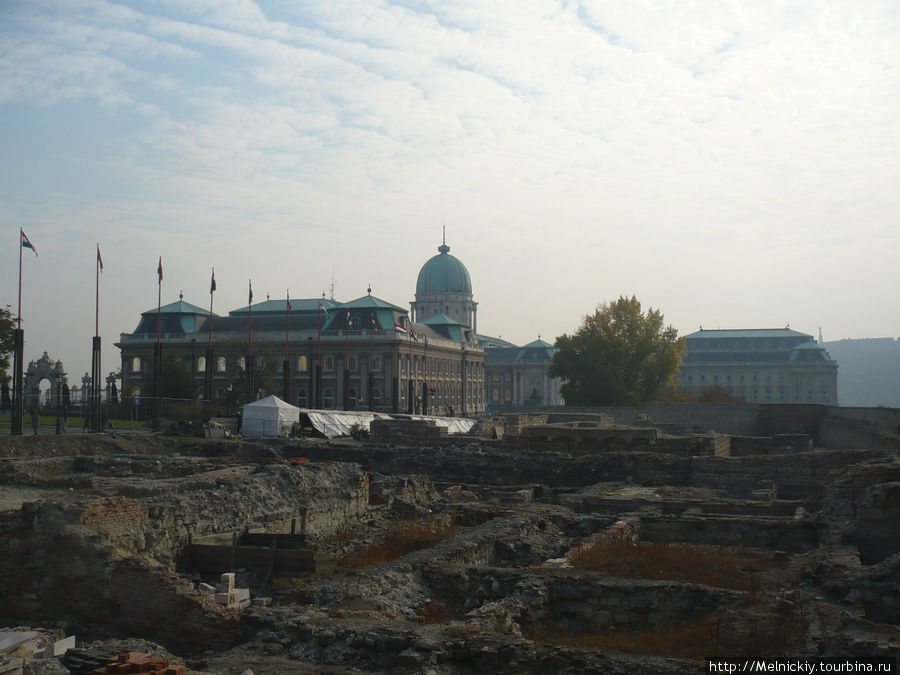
[1,404,898,673]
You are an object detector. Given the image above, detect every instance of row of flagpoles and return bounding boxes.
[10,230,432,433]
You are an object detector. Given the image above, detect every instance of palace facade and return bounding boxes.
[679,328,839,404]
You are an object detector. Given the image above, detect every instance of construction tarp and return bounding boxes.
[300,409,476,439]
[393,414,476,436]
[242,395,300,438]
[301,410,391,439]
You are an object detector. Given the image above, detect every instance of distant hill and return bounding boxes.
[824,338,900,408]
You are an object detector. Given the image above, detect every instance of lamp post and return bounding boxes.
[226,383,233,417]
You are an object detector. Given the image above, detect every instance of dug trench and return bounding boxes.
[1,432,898,673]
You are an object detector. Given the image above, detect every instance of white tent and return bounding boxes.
[241,395,300,438]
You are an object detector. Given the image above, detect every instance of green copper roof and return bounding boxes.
[685,328,812,340]
[338,294,406,312]
[420,313,467,326]
[416,241,472,296]
[230,298,339,316]
[141,299,211,316]
[517,338,555,362]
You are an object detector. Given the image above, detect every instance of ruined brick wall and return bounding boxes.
[108,562,244,653]
[81,498,149,548]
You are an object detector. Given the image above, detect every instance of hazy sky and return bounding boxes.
[2,0,898,382]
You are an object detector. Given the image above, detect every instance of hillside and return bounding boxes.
[824,338,900,408]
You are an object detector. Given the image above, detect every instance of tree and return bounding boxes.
[0,305,14,387]
[551,296,684,406]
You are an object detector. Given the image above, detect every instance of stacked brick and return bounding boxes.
[91,652,185,675]
[370,419,447,445]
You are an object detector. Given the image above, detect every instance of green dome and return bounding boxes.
[416,242,472,296]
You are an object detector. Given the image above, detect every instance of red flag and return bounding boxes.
[157,257,163,282]
[97,245,103,271]
[21,230,37,257]
[210,268,216,293]
[286,291,292,311]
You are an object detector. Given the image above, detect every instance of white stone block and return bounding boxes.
[220,572,235,592]
[234,588,250,603]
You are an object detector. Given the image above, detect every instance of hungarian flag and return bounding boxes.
[286,292,292,311]
[21,230,37,257]
[210,269,216,293]
[319,302,328,318]
[394,322,407,334]
[97,245,103,271]
[248,280,253,304]
[409,325,418,341]
[157,257,163,282]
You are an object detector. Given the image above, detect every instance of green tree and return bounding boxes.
[551,296,684,406]
[1,305,14,387]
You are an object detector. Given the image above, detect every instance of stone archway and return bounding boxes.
[23,352,68,412]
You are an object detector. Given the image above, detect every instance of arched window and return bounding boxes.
[348,355,358,372]
[348,388,358,408]
[323,355,334,371]
[216,356,226,372]
[372,355,382,372]
[132,357,141,373]
[372,387,382,402]
[197,356,206,373]
[298,355,308,372]
[238,356,246,371]
[297,388,308,407]
[323,387,334,409]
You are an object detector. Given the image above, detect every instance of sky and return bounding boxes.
[1,0,899,383]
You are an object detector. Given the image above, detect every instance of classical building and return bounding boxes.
[478,335,562,409]
[679,328,839,404]
[407,236,561,410]
[410,237,477,331]
[116,280,485,415]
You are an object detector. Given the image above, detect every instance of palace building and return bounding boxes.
[116,242,486,416]
[679,328,839,404]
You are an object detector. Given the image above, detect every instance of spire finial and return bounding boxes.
[179,290,183,300]
[367,284,372,295]
[443,223,446,245]
[438,224,450,254]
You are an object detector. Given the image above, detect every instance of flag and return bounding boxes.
[210,269,216,293]
[157,257,163,282]
[21,230,37,257]
[346,310,353,327]
[248,280,253,304]
[394,322,407,334]
[286,291,292,311]
[424,335,429,346]
[97,245,103,271]
[409,325,418,341]
[319,302,328,318]
[371,313,378,330]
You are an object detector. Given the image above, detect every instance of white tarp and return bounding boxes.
[242,395,300,438]
[394,414,476,435]
[300,409,475,439]
[302,410,391,439]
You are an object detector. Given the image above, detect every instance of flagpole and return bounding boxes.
[205,268,215,417]
[285,291,290,363]
[95,244,100,338]
[154,257,162,430]
[17,228,23,330]
[208,268,215,350]
[248,280,253,402]
[91,244,103,431]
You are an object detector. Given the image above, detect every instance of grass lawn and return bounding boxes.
[0,413,147,431]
